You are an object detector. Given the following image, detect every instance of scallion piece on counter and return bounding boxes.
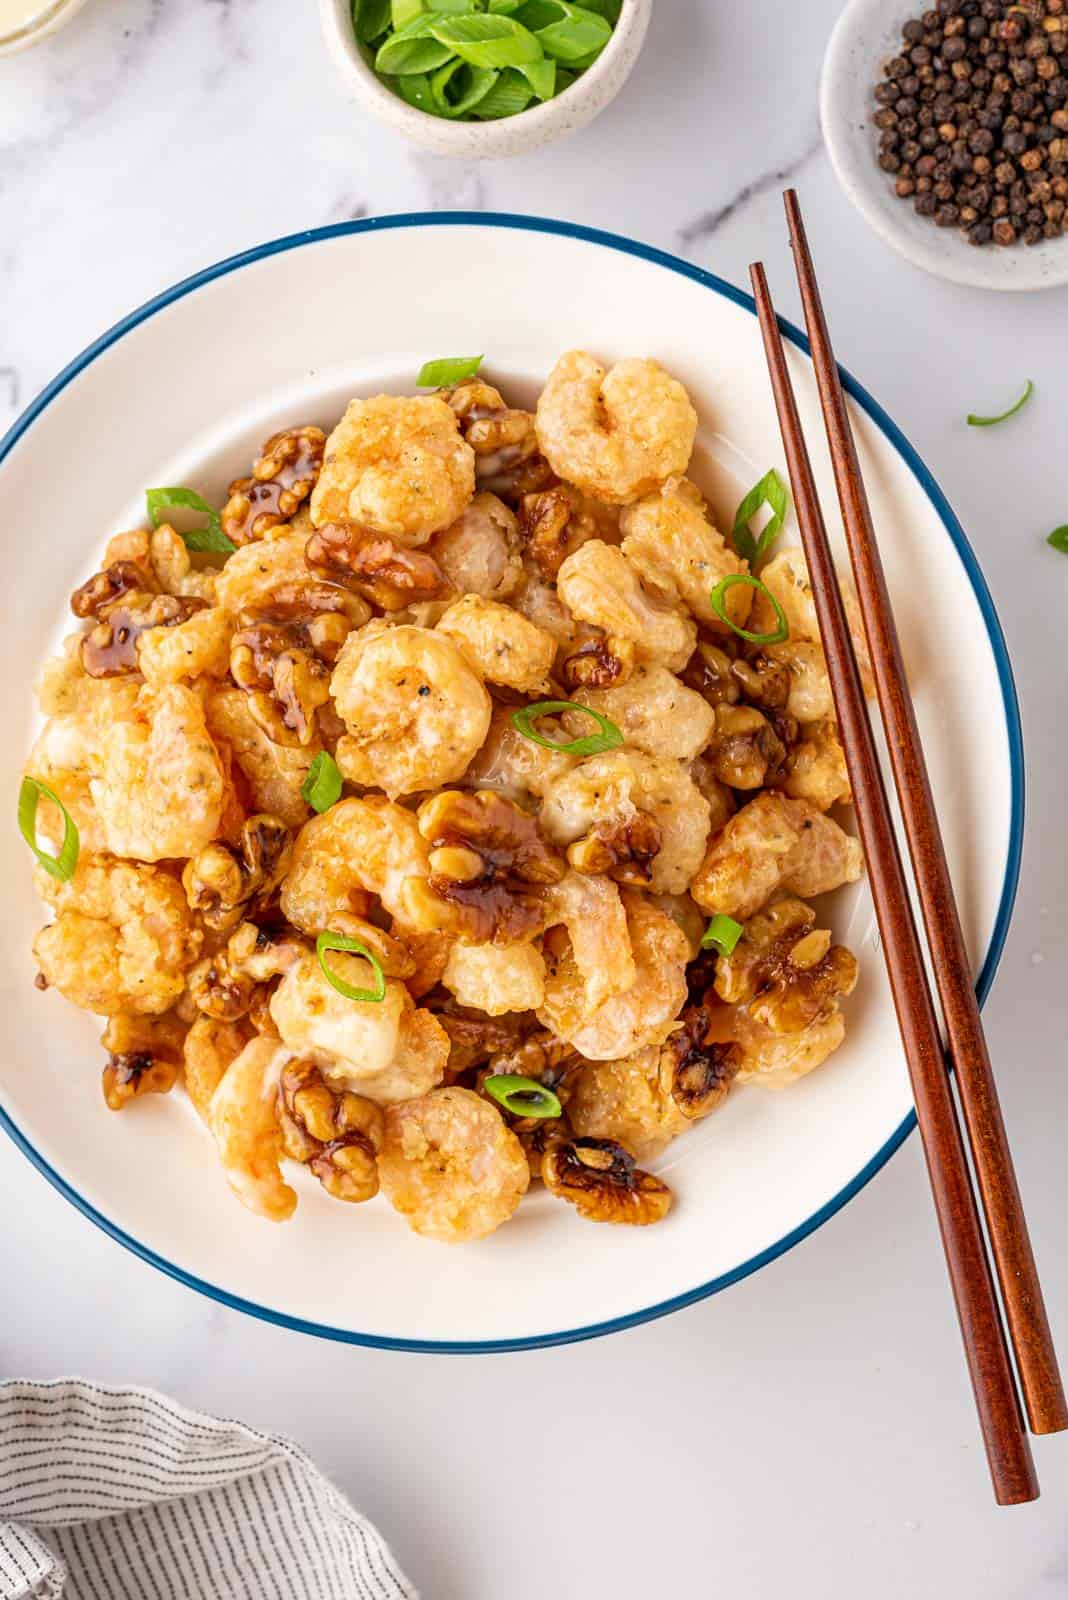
[511,699,623,757]
[316,931,387,1003]
[966,380,1033,427]
[483,1074,562,1119]
[1046,525,1068,554]
[732,468,790,564]
[18,776,79,883]
[700,914,743,958]
[145,487,235,554]
[301,752,344,814]
[708,573,789,646]
[417,355,484,387]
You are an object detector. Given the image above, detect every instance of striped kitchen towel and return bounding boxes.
[0,1380,416,1600]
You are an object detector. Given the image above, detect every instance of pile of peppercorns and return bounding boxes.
[873,0,1068,247]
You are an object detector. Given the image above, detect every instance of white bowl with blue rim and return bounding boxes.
[0,215,1022,1351]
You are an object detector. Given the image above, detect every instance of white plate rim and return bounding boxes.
[0,212,1025,1353]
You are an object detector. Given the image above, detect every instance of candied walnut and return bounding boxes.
[517,483,615,580]
[566,811,663,888]
[560,634,635,691]
[543,1137,672,1226]
[486,1028,586,1097]
[659,1006,741,1120]
[277,1059,383,1203]
[731,652,791,710]
[187,919,305,1020]
[425,991,536,1076]
[403,789,566,943]
[778,720,851,812]
[704,703,790,790]
[99,1012,187,1111]
[182,815,292,933]
[682,638,741,707]
[80,590,207,678]
[445,377,549,503]
[71,560,153,618]
[221,426,326,546]
[714,897,858,1034]
[305,522,451,612]
[230,613,342,747]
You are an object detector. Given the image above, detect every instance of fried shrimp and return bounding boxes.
[567,663,715,762]
[556,542,697,673]
[750,548,875,696]
[209,1037,296,1222]
[620,476,752,630]
[331,623,491,797]
[442,940,546,1016]
[567,1045,689,1161]
[463,704,576,804]
[214,525,370,625]
[92,683,228,862]
[436,595,556,694]
[540,750,711,896]
[690,793,863,920]
[311,394,476,544]
[33,856,201,1016]
[378,1087,529,1241]
[535,351,697,504]
[427,492,523,600]
[281,795,430,933]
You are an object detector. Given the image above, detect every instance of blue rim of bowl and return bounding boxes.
[0,212,1024,1354]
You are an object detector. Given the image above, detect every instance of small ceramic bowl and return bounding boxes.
[821,0,1068,292]
[319,0,651,158]
[0,0,91,56]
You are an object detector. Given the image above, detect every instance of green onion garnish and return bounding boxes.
[417,355,484,388]
[484,1074,562,1120]
[316,931,387,1004]
[732,468,791,564]
[145,487,235,555]
[534,1,611,64]
[700,914,743,958]
[427,12,543,65]
[708,573,789,645]
[966,380,1033,428]
[301,751,343,814]
[1047,526,1068,555]
[511,699,623,757]
[19,776,80,883]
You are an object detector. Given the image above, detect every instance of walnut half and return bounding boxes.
[566,811,663,888]
[221,425,326,546]
[278,1059,383,1203]
[305,522,451,612]
[543,1137,672,1226]
[658,1005,742,1120]
[183,814,293,933]
[403,789,566,943]
[99,1013,186,1111]
[714,896,858,1034]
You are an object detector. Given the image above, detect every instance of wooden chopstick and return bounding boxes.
[782,188,1067,1442]
[747,256,1038,1506]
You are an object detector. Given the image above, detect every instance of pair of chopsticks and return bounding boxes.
[749,190,1065,1506]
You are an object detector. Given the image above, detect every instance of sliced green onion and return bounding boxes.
[511,699,623,757]
[417,354,484,388]
[390,70,437,110]
[354,0,392,42]
[19,776,80,883]
[316,931,387,1004]
[535,2,611,63]
[471,67,534,116]
[145,487,235,555]
[519,54,556,97]
[392,0,424,25]
[700,914,744,958]
[709,573,789,646]
[376,29,454,72]
[967,380,1033,428]
[301,751,343,814]
[732,468,790,564]
[1046,525,1068,554]
[484,1074,562,1120]
[427,13,544,67]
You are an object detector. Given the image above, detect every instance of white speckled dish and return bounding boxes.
[822,0,1068,291]
[319,0,651,158]
[0,0,91,57]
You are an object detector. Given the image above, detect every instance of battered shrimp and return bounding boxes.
[92,683,227,862]
[270,950,448,1104]
[427,492,523,600]
[780,721,851,811]
[731,1008,847,1090]
[750,548,875,695]
[442,941,546,1016]
[183,1015,252,1122]
[205,687,317,832]
[214,525,370,625]
[539,891,689,1060]
[568,663,715,762]
[540,750,712,896]
[310,394,475,545]
[281,795,430,933]
[763,640,835,722]
[535,351,697,504]
[137,606,233,686]
[568,1045,689,1161]
[33,856,202,1016]
[620,476,752,630]
[436,594,556,694]
[25,677,141,855]
[556,542,697,673]
[209,1037,296,1222]
[102,524,217,602]
[690,792,863,920]
[330,624,492,797]
[546,871,635,1012]
[378,1087,529,1241]
[463,704,576,804]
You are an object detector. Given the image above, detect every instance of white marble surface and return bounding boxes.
[3,1,1068,1595]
